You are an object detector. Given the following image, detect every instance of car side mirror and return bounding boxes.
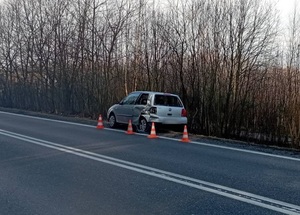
[119,101,124,105]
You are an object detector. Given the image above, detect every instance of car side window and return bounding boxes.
[123,94,139,105]
[155,95,165,105]
[136,93,149,105]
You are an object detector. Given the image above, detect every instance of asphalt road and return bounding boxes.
[0,110,300,215]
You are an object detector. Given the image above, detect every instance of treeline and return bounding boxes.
[0,0,299,148]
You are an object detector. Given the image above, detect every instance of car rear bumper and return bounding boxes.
[143,114,187,125]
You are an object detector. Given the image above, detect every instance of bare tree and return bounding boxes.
[285,0,300,147]
[1,0,299,148]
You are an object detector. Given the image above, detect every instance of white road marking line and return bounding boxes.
[0,110,300,162]
[0,129,300,215]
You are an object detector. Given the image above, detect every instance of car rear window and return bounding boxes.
[154,95,183,107]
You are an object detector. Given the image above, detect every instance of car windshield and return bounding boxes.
[154,95,183,107]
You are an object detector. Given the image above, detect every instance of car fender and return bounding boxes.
[107,104,118,121]
[132,105,146,125]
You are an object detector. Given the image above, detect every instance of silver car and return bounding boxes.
[107,91,188,132]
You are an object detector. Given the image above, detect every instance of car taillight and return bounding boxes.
[149,107,157,114]
[181,109,187,117]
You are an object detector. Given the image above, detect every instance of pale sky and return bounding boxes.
[0,0,297,30]
[277,0,297,27]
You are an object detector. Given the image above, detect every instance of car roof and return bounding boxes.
[131,91,179,97]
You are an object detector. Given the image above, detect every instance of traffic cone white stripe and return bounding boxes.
[126,120,134,134]
[96,114,104,129]
[148,122,158,139]
[181,125,190,142]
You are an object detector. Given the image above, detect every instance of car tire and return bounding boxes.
[139,117,150,133]
[108,113,117,128]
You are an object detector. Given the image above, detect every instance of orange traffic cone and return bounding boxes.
[181,125,190,142]
[126,120,134,134]
[148,122,158,139]
[96,114,104,129]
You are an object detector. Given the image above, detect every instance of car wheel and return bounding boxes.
[108,113,117,128]
[139,117,150,133]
